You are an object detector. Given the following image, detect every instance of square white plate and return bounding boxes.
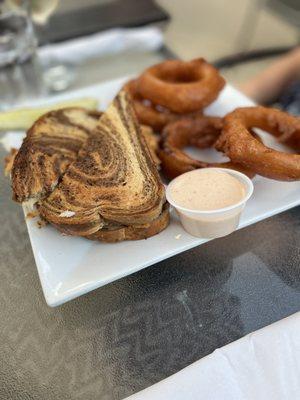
[15,77,300,306]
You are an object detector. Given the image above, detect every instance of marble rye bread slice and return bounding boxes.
[11,108,101,203]
[38,90,166,237]
[52,203,169,242]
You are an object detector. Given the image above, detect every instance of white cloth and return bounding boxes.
[125,313,300,399]
[38,27,163,65]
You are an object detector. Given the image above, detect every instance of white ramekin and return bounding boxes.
[166,168,254,239]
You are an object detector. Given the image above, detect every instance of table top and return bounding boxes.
[1,50,300,400]
[1,147,300,399]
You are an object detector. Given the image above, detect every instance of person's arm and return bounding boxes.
[239,47,300,104]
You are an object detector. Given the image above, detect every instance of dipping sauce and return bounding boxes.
[166,168,253,239]
[170,169,246,211]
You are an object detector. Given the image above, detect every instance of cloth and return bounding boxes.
[38,26,164,66]
[125,313,300,400]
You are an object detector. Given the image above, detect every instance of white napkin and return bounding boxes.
[125,312,300,399]
[38,26,164,65]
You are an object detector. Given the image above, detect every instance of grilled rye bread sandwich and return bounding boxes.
[11,109,159,205]
[11,108,101,203]
[10,90,169,242]
[38,90,168,238]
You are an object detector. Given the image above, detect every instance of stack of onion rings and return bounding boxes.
[215,106,300,181]
[123,58,225,132]
[124,60,300,183]
[159,115,256,180]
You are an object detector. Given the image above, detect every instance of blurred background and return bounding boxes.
[160,0,300,84]
[1,0,300,105]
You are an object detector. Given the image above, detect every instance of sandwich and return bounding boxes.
[11,91,169,242]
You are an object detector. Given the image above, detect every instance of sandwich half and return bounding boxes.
[35,91,168,240]
[39,91,166,236]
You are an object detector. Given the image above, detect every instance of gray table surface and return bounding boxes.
[1,53,300,400]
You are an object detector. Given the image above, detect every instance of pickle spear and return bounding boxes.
[0,97,98,131]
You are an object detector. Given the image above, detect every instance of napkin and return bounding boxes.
[38,26,164,66]
[125,312,300,399]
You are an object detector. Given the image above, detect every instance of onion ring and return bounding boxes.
[136,58,225,114]
[159,116,256,180]
[123,80,178,132]
[215,106,300,181]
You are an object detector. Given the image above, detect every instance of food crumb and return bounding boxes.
[175,234,182,240]
[4,148,18,176]
[59,210,75,217]
[37,219,48,229]
[26,211,39,219]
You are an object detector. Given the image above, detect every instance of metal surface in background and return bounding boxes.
[1,145,300,399]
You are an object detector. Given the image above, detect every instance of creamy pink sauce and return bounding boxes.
[170,169,246,211]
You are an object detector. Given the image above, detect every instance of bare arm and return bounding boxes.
[239,47,300,104]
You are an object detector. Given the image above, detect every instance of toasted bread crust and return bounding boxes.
[141,125,161,167]
[85,204,169,242]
